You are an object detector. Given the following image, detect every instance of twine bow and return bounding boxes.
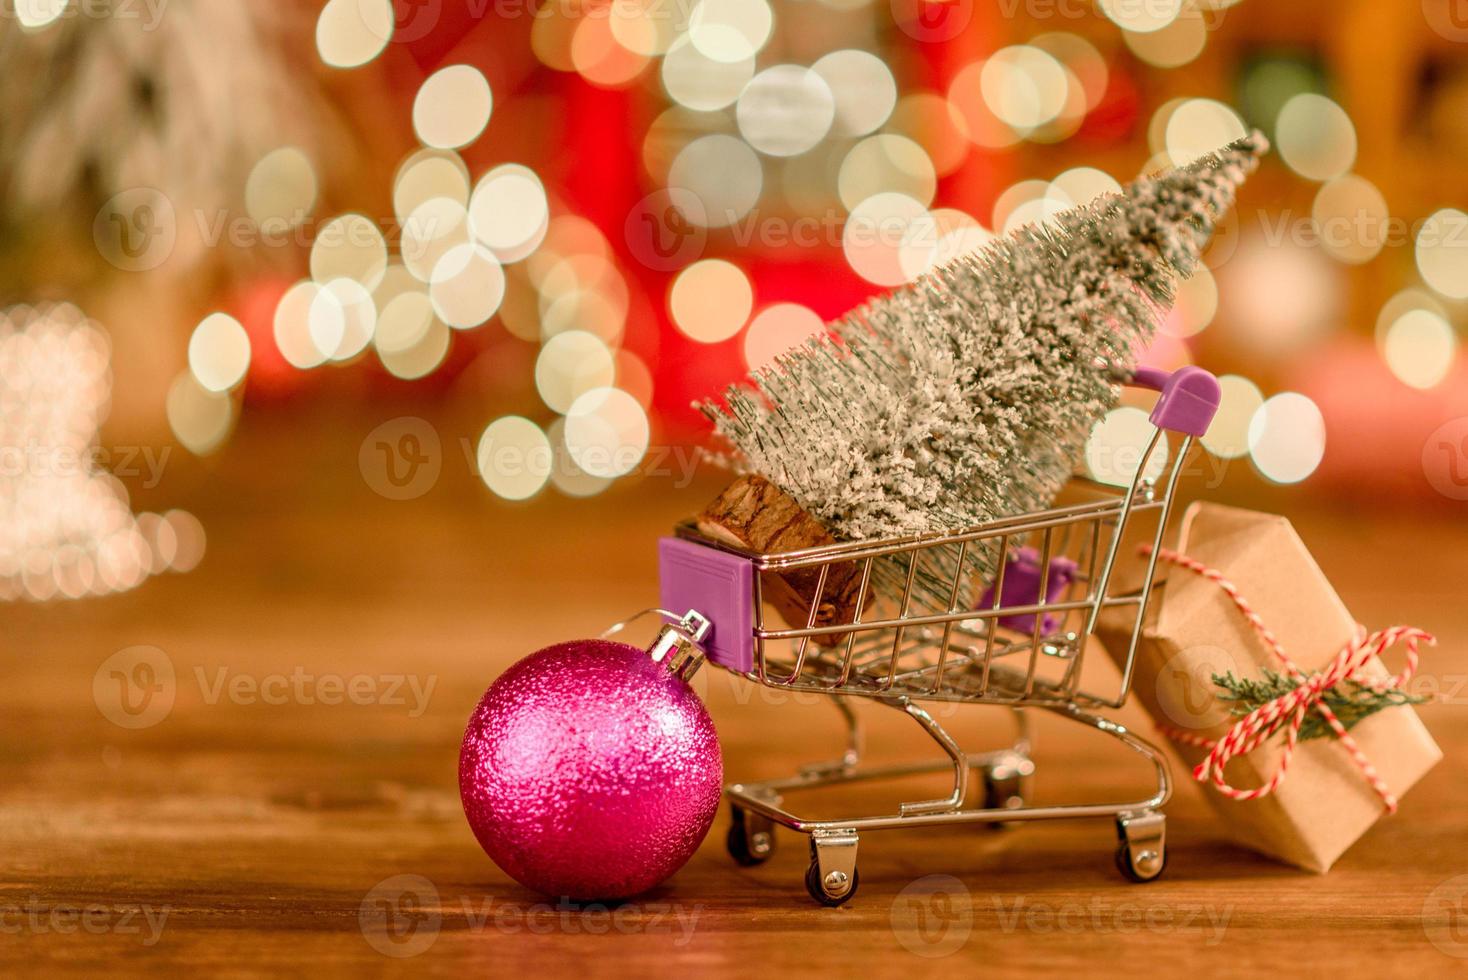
[1143,545,1434,814]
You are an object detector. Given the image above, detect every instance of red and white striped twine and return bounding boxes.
[1141,545,1434,814]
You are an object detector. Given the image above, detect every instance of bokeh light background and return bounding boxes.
[6,0,1468,526]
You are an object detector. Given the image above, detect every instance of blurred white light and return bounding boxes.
[469,164,549,261]
[430,243,506,328]
[844,192,929,286]
[688,0,773,63]
[662,34,754,111]
[1099,0,1181,33]
[246,148,317,230]
[394,149,471,226]
[536,330,616,413]
[813,49,897,137]
[980,46,1068,131]
[1276,93,1356,182]
[668,134,763,228]
[1202,374,1264,459]
[1248,392,1326,484]
[736,65,836,157]
[1086,407,1168,487]
[1312,174,1389,265]
[477,417,553,500]
[1383,309,1456,390]
[1048,167,1121,207]
[669,259,753,342]
[274,281,330,369]
[837,134,936,211]
[310,213,388,290]
[414,65,493,149]
[316,0,393,69]
[309,278,375,361]
[1416,209,1468,300]
[1164,98,1246,164]
[188,313,250,393]
[166,372,234,456]
[564,387,649,479]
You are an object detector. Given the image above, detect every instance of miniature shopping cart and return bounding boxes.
[656,366,1222,906]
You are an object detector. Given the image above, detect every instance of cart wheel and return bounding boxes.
[726,807,775,867]
[981,756,1030,830]
[1114,841,1168,883]
[804,860,859,907]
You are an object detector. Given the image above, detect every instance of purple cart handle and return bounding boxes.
[1127,365,1221,437]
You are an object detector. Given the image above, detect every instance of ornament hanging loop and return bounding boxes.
[603,608,712,683]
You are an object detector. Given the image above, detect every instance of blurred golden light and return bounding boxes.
[309,278,376,362]
[1123,11,1206,68]
[161,510,206,573]
[274,281,330,370]
[888,93,968,176]
[743,302,824,370]
[188,313,251,393]
[992,179,1064,234]
[547,418,613,498]
[736,65,836,157]
[16,0,68,29]
[668,134,763,228]
[609,0,680,57]
[469,164,549,261]
[1415,208,1468,300]
[1275,93,1356,181]
[1376,288,1447,339]
[1311,174,1388,265]
[413,65,493,150]
[166,371,234,455]
[980,45,1068,131]
[393,149,470,226]
[536,331,617,413]
[1202,374,1264,459]
[897,208,989,280]
[669,259,753,343]
[564,387,650,479]
[245,147,317,230]
[1048,166,1121,207]
[813,49,897,138]
[497,268,543,343]
[541,288,626,345]
[430,243,506,329]
[947,60,1021,149]
[837,134,936,211]
[1164,98,1246,164]
[1146,96,1187,156]
[379,318,451,380]
[1031,32,1107,111]
[571,13,650,88]
[662,34,754,111]
[1162,266,1218,338]
[315,0,393,69]
[531,4,578,71]
[1383,309,1456,390]
[310,213,388,290]
[401,197,472,282]
[1099,0,1181,33]
[1086,407,1169,488]
[373,290,435,355]
[642,107,731,183]
[689,0,773,63]
[1218,235,1341,355]
[477,417,553,501]
[844,192,929,286]
[1248,393,1325,484]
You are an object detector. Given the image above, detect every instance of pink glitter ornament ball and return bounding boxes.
[459,636,723,901]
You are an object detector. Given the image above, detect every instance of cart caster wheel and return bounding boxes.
[1114,810,1167,882]
[1115,843,1167,882]
[726,808,775,867]
[805,861,859,907]
[981,754,1032,830]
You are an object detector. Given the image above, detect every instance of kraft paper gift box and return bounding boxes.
[1096,501,1442,873]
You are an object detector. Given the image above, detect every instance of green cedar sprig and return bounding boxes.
[1210,669,1427,742]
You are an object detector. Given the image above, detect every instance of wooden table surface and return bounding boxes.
[3,412,1467,977]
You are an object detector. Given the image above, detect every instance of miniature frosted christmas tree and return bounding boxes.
[697,133,1267,630]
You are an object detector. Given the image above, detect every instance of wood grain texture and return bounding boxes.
[2,416,1466,978]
